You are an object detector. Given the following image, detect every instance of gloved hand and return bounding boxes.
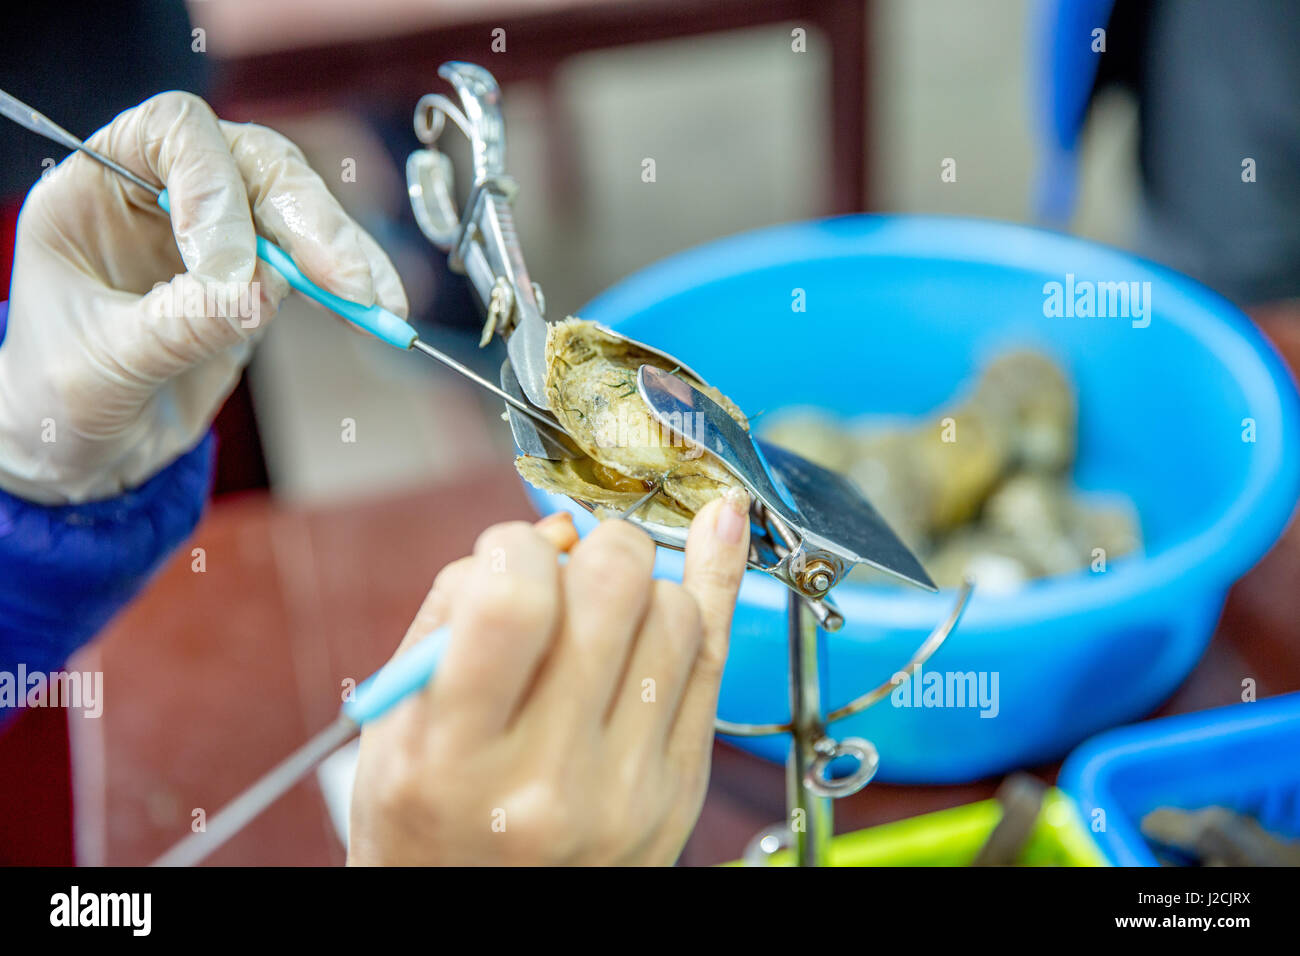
[348,492,751,866]
[0,91,408,504]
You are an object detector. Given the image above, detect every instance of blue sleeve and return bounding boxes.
[0,300,216,686]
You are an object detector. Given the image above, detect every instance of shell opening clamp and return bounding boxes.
[406,63,948,631]
[406,62,551,412]
[2,66,968,867]
[407,63,974,866]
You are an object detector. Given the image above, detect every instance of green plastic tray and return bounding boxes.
[733,788,1106,866]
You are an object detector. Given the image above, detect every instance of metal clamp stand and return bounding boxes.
[404,61,975,867]
[735,582,972,866]
[787,594,832,865]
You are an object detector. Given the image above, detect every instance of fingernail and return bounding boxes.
[334,270,376,306]
[196,245,256,287]
[715,486,750,544]
[534,513,579,553]
[333,229,376,305]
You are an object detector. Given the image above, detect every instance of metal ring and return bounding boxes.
[740,823,793,866]
[823,578,973,724]
[713,715,791,737]
[803,736,879,798]
[713,579,974,737]
[413,93,471,145]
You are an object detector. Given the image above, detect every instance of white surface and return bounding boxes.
[316,737,361,848]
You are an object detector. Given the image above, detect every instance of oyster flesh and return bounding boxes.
[514,319,748,525]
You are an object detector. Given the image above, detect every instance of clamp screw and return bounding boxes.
[801,560,835,595]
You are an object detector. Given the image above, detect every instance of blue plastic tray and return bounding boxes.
[1059,692,1300,866]
[525,214,1300,781]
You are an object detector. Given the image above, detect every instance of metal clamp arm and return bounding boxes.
[407,61,552,407]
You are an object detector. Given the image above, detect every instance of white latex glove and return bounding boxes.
[0,91,408,504]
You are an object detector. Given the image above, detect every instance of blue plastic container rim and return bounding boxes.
[1058,691,1300,865]
[576,214,1300,632]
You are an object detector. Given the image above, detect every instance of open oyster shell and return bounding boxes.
[514,318,749,519]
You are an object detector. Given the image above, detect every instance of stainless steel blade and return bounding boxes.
[499,359,579,459]
[637,365,936,591]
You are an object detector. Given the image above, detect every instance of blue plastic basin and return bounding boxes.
[1059,692,1300,865]
[524,215,1300,781]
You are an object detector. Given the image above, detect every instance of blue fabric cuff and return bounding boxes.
[0,432,215,680]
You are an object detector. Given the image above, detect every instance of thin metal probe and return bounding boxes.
[152,714,359,867]
[411,337,566,434]
[0,88,573,444]
[152,482,665,866]
[0,88,161,196]
[614,480,664,520]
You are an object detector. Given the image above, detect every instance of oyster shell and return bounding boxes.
[515,319,749,519]
[764,348,1140,593]
[516,456,695,527]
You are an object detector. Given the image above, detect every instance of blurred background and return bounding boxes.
[0,0,1295,866]
[226,0,1142,505]
[2,0,1146,507]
